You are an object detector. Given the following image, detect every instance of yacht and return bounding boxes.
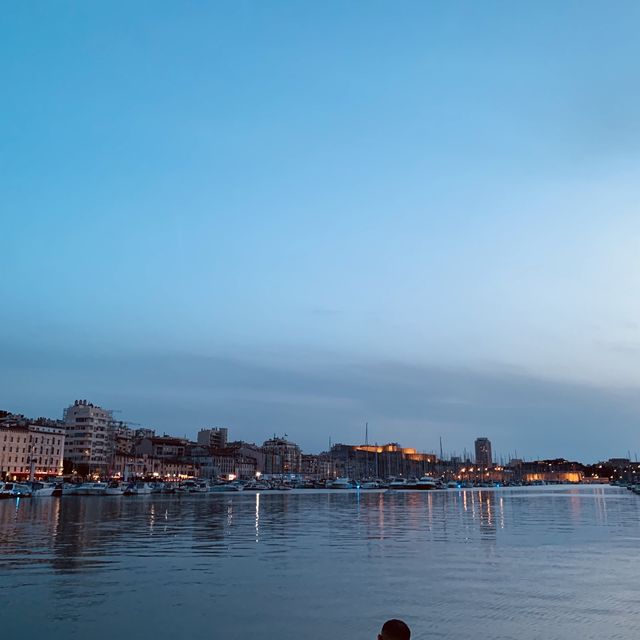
[0,482,32,498]
[415,476,437,490]
[61,482,81,495]
[105,481,126,496]
[270,483,292,491]
[243,481,271,491]
[124,481,153,495]
[75,482,108,496]
[388,478,410,490]
[329,477,354,489]
[28,481,62,497]
[179,480,209,493]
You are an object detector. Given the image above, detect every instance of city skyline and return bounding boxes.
[3,2,640,462]
[2,393,637,466]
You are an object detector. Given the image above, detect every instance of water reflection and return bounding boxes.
[2,487,640,640]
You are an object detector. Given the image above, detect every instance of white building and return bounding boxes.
[63,400,113,474]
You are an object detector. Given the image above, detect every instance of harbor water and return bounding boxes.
[2,485,640,639]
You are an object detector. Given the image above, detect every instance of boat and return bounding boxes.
[388,478,411,490]
[415,476,437,490]
[243,481,271,491]
[329,477,354,489]
[123,481,153,495]
[446,481,459,489]
[0,482,32,498]
[105,481,125,496]
[360,480,382,489]
[74,482,108,496]
[270,483,292,491]
[209,482,244,492]
[27,481,62,497]
[179,479,209,493]
[61,482,81,495]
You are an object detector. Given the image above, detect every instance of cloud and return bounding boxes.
[2,342,639,462]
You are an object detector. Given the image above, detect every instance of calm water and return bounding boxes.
[2,486,640,639]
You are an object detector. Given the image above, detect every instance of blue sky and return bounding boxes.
[2,1,640,460]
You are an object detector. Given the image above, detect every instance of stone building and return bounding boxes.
[330,443,437,480]
[0,413,65,479]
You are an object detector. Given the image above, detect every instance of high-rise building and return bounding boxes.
[197,427,228,448]
[474,437,492,468]
[63,400,113,474]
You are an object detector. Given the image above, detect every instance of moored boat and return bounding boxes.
[179,479,209,493]
[388,478,410,490]
[105,481,125,496]
[74,482,108,496]
[28,481,62,497]
[415,476,437,490]
[0,482,32,498]
[270,483,292,491]
[243,481,271,491]
[329,477,354,489]
[124,481,153,495]
[209,481,244,492]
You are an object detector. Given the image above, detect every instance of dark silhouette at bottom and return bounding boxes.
[378,619,411,640]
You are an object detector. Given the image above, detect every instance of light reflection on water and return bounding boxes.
[2,486,640,639]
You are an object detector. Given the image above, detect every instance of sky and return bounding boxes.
[2,1,640,462]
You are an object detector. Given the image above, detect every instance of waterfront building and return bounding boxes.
[330,443,436,480]
[518,458,583,483]
[262,436,302,474]
[228,442,265,471]
[212,450,257,479]
[190,445,218,478]
[63,400,114,475]
[135,436,189,459]
[0,413,65,479]
[301,453,321,477]
[111,452,198,480]
[197,427,228,448]
[192,441,264,479]
[474,437,493,468]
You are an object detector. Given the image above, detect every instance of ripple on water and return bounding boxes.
[1,487,640,640]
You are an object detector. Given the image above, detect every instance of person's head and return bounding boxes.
[378,619,411,640]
